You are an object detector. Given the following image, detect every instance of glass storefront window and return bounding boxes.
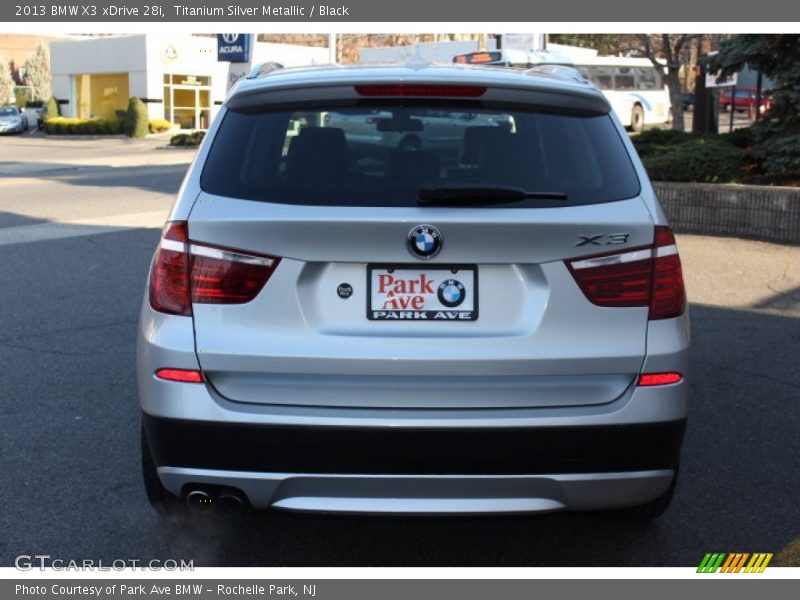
[163,74,213,130]
[74,73,130,119]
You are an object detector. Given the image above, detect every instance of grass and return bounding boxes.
[774,538,800,566]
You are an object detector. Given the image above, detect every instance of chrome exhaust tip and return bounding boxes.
[217,490,247,514]
[185,489,213,511]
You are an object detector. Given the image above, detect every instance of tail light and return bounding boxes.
[149,221,191,316]
[149,221,280,316]
[566,226,685,320]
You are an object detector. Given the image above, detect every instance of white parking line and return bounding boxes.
[0,210,168,247]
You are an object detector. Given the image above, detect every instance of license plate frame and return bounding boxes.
[366,264,479,321]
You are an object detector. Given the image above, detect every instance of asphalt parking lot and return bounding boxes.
[0,136,798,567]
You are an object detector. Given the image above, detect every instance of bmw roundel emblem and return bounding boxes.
[437,279,466,308]
[407,224,443,259]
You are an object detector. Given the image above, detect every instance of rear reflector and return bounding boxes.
[637,372,682,386]
[565,226,686,320]
[149,221,281,316]
[156,368,204,383]
[354,84,487,97]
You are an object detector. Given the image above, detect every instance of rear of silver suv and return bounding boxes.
[138,64,689,519]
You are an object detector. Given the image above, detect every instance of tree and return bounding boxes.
[0,56,14,105]
[126,97,149,138]
[636,35,699,132]
[548,34,700,131]
[42,96,60,120]
[713,35,800,132]
[22,43,51,102]
[712,34,800,179]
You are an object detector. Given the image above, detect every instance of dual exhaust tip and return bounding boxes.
[185,486,248,514]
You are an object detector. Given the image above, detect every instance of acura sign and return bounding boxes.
[217,34,252,63]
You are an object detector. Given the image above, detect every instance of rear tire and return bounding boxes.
[613,464,679,521]
[141,422,184,515]
[630,104,645,133]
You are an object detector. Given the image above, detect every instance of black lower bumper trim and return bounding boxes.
[142,413,686,475]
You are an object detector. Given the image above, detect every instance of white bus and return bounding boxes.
[454,49,671,132]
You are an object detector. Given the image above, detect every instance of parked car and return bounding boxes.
[139,63,689,520]
[0,106,29,134]
[719,88,772,114]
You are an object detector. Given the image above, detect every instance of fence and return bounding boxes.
[653,182,800,245]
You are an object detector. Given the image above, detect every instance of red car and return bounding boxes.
[719,88,772,114]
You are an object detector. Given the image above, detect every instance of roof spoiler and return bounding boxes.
[525,64,587,84]
[246,62,284,79]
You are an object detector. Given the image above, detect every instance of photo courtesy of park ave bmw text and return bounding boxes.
[0,0,799,595]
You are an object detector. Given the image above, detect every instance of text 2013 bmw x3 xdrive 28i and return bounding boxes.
[138,63,689,520]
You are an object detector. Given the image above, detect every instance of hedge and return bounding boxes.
[633,129,743,184]
[43,117,176,136]
[169,131,206,147]
[632,126,800,185]
[148,119,173,134]
[43,117,125,135]
[641,137,742,184]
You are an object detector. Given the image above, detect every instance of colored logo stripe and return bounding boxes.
[697,553,726,573]
[745,553,773,573]
[697,552,773,573]
[719,553,749,573]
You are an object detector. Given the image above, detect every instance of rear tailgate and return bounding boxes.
[188,194,654,409]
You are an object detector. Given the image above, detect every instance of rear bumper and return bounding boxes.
[143,413,685,475]
[143,413,685,513]
[156,466,676,514]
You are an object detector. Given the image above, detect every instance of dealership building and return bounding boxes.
[50,34,328,129]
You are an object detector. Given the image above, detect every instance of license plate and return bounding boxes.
[367,265,478,321]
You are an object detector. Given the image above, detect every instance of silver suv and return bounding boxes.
[139,64,689,519]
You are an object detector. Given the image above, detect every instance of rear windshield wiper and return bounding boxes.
[417,186,568,206]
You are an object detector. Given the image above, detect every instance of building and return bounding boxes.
[50,34,329,129]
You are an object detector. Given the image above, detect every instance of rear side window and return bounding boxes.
[200,104,640,207]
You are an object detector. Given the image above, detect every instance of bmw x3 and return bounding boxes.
[139,63,689,519]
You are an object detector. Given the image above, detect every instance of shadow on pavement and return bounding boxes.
[0,211,51,229]
[0,163,189,195]
[751,284,800,312]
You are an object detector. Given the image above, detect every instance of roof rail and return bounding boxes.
[525,64,587,84]
[246,62,284,79]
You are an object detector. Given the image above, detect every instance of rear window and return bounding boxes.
[200,104,641,207]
